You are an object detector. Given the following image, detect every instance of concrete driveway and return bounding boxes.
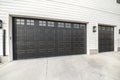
[0,52,120,80]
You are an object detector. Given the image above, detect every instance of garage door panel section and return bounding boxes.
[98,25,114,52]
[13,17,86,60]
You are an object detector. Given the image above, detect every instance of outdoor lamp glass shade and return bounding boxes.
[0,20,2,28]
[93,26,96,32]
[117,0,120,4]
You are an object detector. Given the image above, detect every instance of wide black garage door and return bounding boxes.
[98,25,114,52]
[13,17,86,60]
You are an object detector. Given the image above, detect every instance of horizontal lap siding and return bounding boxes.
[50,0,120,14]
[0,0,119,23]
[1,0,120,14]
[0,0,119,20]
[0,0,92,23]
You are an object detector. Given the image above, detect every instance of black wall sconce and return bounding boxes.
[93,26,96,32]
[117,0,120,4]
[119,29,120,34]
[0,20,2,29]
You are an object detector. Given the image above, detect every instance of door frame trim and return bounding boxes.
[9,14,88,61]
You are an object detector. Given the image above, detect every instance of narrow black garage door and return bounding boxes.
[98,25,114,52]
[13,17,86,60]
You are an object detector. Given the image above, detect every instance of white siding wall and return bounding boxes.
[0,0,120,59]
[51,0,120,14]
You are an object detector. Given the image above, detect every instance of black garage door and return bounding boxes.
[98,25,114,52]
[13,17,86,60]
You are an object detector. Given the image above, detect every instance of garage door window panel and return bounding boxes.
[73,24,80,29]
[47,21,54,27]
[58,22,64,28]
[39,20,46,26]
[65,23,71,28]
[16,19,25,26]
[27,20,34,26]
